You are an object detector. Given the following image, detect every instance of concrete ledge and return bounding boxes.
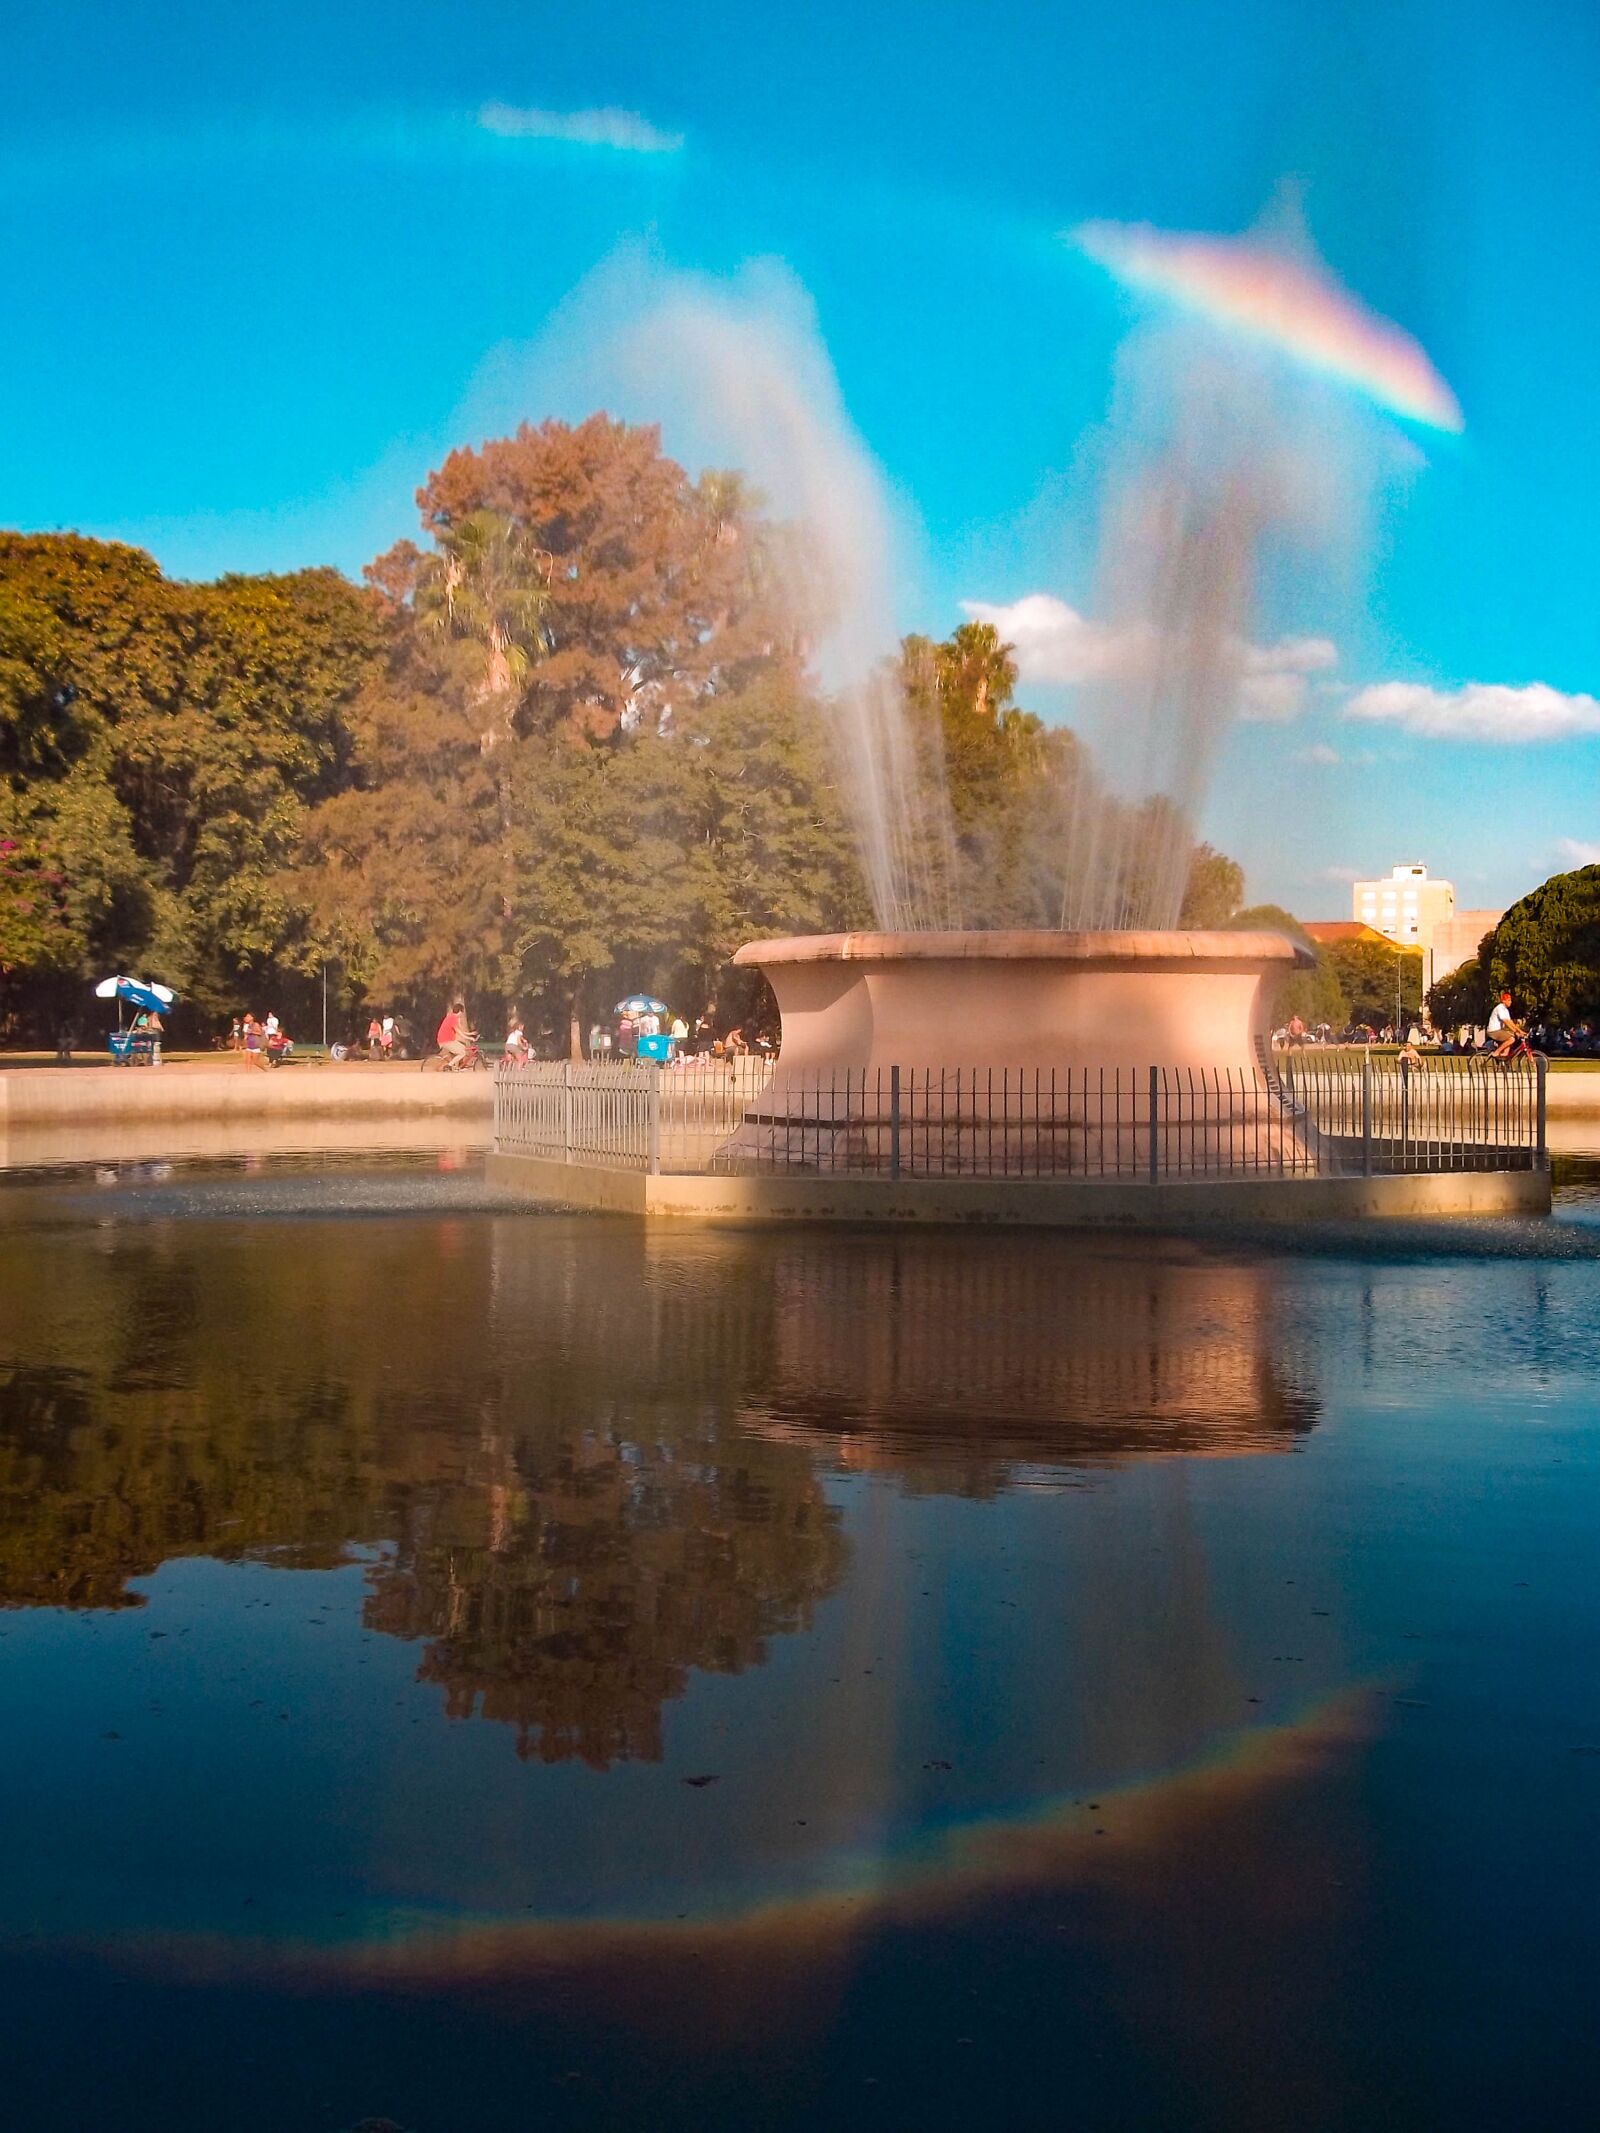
[486,1152,1552,1226]
[0,1064,493,1131]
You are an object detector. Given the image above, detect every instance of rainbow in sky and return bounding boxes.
[1072,218,1463,434]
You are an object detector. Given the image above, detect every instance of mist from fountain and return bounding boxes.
[620,254,1353,937]
[625,266,963,931]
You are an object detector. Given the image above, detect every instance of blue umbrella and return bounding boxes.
[615,994,669,1016]
[94,975,177,1014]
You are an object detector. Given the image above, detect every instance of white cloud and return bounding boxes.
[478,102,683,153]
[960,594,1337,723]
[959,595,1121,687]
[1296,742,1342,766]
[1557,837,1600,866]
[1319,865,1362,882]
[1344,679,1600,743]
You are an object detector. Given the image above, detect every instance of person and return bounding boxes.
[1285,1013,1306,1048]
[617,1014,636,1060]
[228,1015,242,1051]
[588,1021,606,1060]
[504,1010,531,1063]
[265,1022,292,1065]
[1488,991,1525,1058]
[436,998,470,1068]
[365,1016,384,1057]
[670,1013,689,1055]
[380,1014,396,1056]
[264,1010,280,1044]
[241,1014,268,1069]
[145,1008,164,1067]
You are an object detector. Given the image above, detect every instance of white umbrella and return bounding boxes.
[94,976,176,1007]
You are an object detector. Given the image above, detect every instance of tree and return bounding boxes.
[293,588,508,1014]
[1179,844,1245,928]
[506,671,865,1054]
[1427,952,1492,1032]
[1324,935,1422,1027]
[1485,865,1600,1024]
[413,416,769,741]
[1227,903,1347,1028]
[0,535,381,1035]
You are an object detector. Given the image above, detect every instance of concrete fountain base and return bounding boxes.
[723,928,1312,1175]
[731,928,1310,1076]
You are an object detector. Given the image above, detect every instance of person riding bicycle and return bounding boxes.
[1488,990,1526,1058]
[436,998,472,1069]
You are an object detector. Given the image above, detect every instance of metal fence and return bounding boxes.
[493,1058,773,1173]
[495,1054,1546,1181]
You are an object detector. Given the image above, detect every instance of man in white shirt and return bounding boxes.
[1487,991,1524,1057]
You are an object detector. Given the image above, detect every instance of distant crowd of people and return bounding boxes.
[227,1011,293,1067]
[585,1007,769,1063]
[1275,992,1574,1061]
[213,994,776,1069]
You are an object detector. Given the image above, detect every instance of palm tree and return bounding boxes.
[416,510,552,940]
[415,510,551,756]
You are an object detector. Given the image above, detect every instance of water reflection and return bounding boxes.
[0,1215,1328,1762]
[0,1217,848,1766]
[734,1234,1319,1490]
[6,1183,1600,2127]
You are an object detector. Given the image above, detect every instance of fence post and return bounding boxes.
[1148,1065,1159,1183]
[1400,1056,1410,1154]
[1361,1053,1373,1177]
[1536,1053,1548,1170]
[562,1060,573,1165]
[647,1064,662,1176]
[889,1064,901,1181]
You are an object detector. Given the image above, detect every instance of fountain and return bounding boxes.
[490,248,1548,1219]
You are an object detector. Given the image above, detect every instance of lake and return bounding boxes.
[3,1150,1600,2130]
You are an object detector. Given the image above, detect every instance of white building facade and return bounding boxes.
[1351,864,1502,994]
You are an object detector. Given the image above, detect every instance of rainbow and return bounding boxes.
[1072,218,1463,434]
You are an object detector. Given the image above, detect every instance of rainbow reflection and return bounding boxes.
[1072,219,1463,434]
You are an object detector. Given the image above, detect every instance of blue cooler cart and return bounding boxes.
[616,995,673,1063]
[94,976,176,1064]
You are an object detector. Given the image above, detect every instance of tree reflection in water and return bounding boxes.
[0,1207,1323,1770]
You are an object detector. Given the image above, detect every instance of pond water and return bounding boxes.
[3,1154,1600,2130]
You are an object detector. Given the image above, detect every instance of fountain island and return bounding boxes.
[489,924,1550,1224]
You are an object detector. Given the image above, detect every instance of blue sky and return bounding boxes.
[3,0,1596,915]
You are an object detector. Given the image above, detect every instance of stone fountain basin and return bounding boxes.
[731,930,1312,1077]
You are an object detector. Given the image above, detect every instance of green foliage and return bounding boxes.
[0,534,381,1034]
[0,422,1246,1047]
[1179,844,1245,928]
[1486,865,1600,1024]
[1226,904,1347,1027]
[1324,935,1422,1027]
[1426,950,1492,1031]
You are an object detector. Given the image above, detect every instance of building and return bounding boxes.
[1344,864,1503,994]
[1354,863,1455,949]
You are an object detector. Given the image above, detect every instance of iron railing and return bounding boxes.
[493,1058,772,1173]
[495,1054,1546,1181]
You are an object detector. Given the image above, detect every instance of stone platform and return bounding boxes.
[486,1151,1550,1226]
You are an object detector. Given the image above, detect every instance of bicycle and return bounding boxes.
[422,1032,489,1073]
